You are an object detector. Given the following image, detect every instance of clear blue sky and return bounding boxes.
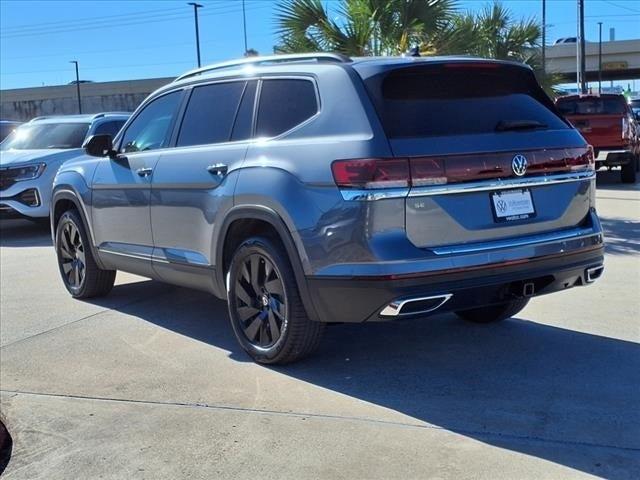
[1,0,639,89]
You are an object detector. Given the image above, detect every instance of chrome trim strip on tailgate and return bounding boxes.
[409,170,595,197]
[339,170,595,201]
[431,226,600,255]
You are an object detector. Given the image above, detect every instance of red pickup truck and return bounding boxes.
[556,94,640,183]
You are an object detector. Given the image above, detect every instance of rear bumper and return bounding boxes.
[307,245,604,323]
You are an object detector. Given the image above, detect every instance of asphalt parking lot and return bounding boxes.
[0,171,638,480]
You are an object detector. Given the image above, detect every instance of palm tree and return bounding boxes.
[274,0,559,93]
[436,2,559,94]
[274,0,458,56]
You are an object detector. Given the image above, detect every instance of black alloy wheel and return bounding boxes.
[234,253,287,348]
[58,220,86,289]
[227,236,325,364]
[55,209,116,299]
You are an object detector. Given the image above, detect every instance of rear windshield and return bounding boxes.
[556,97,627,115]
[364,64,567,138]
[0,122,89,150]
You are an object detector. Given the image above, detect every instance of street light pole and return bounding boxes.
[69,60,81,114]
[542,0,546,74]
[598,22,603,94]
[242,0,248,55]
[188,2,203,68]
[578,0,587,94]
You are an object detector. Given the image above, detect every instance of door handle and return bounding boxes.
[207,163,228,177]
[136,167,153,177]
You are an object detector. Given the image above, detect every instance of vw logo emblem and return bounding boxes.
[511,154,528,176]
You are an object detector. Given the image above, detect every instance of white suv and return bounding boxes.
[0,113,129,220]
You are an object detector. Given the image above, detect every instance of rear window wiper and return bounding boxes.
[495,120,548,132]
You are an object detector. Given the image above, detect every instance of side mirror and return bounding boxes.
[83,134,115,158]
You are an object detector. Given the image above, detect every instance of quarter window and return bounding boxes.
[256,79,318,138]
[177,82,246,147]
[121,91,181,153]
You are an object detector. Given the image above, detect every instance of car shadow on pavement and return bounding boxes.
[600,217,640,256]
[595,168,640,191]
[0,219,51,247]
[96,280,640,479]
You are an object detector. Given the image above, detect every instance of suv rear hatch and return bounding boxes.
[556,95,628,148]
[353,60,594,249]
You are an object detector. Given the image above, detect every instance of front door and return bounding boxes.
[150,80,256,291]
[92,90,183,276]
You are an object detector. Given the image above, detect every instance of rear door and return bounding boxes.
[150,80,256,290]
[360,62,593,249]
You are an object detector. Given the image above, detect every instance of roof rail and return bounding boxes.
[174,53,352,83]
[92,112,131,119]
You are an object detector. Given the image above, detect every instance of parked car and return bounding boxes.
[0,113,129,220]
[555,94,640,183]
[51,54,604,364]
[554,37,578,44]
[0,120,22,142]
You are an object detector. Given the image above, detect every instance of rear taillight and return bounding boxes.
[622,116,630,140]
[410,157,447,186]
[332,147,593,190]
[331,158,409,189]
[566,146,595,171]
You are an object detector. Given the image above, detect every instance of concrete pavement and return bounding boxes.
[1,171,639,479]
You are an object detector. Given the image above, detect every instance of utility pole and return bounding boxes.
[598,22,603,94]
[242,0,248,55]
[188,2,203,68]
[542,0,546,74]
[578,0,587,94]
[69,60,81,114]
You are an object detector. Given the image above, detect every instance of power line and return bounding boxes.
[0,6,186,32]
[0,2,268,39]
[1,1,265,33]
[601,0,640,14]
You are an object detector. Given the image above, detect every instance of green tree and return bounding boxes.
[435,2,559,94]
[274,0,559,93]
[274,0,457,56]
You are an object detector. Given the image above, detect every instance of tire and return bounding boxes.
[621,156,637,183]
[226,235,325,364]
[456,298,530,324]
[55,209,116,298]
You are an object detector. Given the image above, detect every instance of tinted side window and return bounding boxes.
[256,79,318,138]
[177,82,246,147]
[121,91,181,153]
[231,81,257,141]
[94,120,126,137]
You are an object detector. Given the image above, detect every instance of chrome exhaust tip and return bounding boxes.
[586,265,604,283]
[380,294,453,317]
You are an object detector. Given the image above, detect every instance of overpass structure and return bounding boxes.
[545,39,640,83]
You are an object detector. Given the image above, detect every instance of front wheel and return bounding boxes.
[455,298,530,324]
[226,236,324,364]
[55,209,116,298]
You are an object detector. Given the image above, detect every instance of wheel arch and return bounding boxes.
[51,186,106,270]
[216,205,320,322]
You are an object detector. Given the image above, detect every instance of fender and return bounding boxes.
[50,186,107,270]
[215,205,320,322]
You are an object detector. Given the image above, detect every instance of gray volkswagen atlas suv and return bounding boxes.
[51,54,604,364]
